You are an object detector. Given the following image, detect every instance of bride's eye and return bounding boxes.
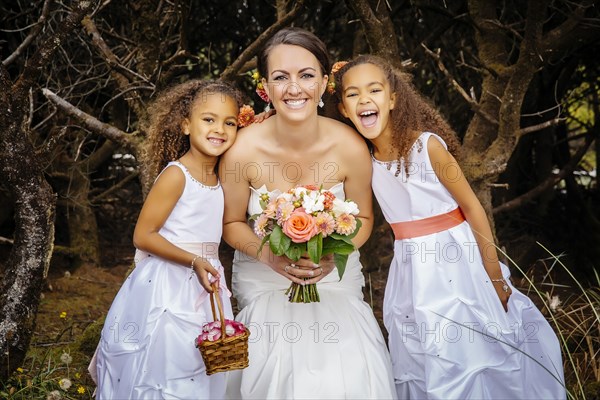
[273,75,287,81]
[301,73,315,79]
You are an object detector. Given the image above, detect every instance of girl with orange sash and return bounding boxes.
[334,55,566,400]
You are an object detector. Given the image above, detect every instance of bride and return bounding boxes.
[220,27,396,399]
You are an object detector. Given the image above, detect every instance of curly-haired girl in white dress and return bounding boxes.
[335,55,566,399]
[90,79,244,399]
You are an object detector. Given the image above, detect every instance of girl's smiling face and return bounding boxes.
[183,93,239,158]
[339,63,396,143]
[264,44,328,122]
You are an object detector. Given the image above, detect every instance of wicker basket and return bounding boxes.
[198,284,250,375]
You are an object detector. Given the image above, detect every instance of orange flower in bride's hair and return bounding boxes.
[238,104,255,127]
[256,86,270,103]
[250,70,270,103]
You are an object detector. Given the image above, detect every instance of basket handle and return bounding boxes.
[208,282,227,338]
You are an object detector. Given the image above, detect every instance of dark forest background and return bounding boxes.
[1,0,599,396]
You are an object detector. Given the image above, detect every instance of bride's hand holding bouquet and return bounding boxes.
[253,184,361,303]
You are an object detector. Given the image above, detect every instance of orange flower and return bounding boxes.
[322,191,335,210]
[327,61,349,94]
[331,61,349,74]
[238,105,255,127]
[282,209,318,243]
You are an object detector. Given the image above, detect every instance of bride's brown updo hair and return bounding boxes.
[257,27,331,79]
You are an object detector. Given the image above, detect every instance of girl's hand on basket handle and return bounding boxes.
[193,257,220,292]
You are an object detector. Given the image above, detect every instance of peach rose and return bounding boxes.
[283,209,318,243]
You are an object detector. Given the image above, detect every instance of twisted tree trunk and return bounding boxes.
[0,0,97,380]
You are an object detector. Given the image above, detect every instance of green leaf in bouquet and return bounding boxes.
[307,233,323,264]
[333,253,349,280]
[329,218,363,242]
[285,242,304,262]
[269,225,291,256]
[248,213,260,221]
[259,199,269,210]
[328,232,354,246]
[322,238,355,255]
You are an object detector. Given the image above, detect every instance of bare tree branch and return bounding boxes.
[0,236,14,246]
[493,134,594,215]
[422,44,499,127]
[42,88,139,154]
[2,0,51,66]
[91,171,140,203]
[519,117,564,136]
[542,0,600,63]
[346,0,400,61]
[81,16,148,116]
[13,1,96,98]
[220,0,305,82]
[276,0,289,20]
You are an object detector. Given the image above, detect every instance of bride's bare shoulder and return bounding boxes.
[232,118,272,145]
[319,116,367,147]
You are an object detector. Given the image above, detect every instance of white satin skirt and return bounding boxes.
[384,224,566,399]
[91,243,232,399]
[225,251,396,399]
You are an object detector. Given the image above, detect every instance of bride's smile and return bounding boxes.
[263,44,328,122]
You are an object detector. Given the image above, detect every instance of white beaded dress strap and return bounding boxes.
[172,160,220,190]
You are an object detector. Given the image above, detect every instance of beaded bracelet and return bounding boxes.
[191,254,203,271]
[491,277,510,293]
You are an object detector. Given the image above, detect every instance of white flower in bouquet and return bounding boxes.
[332,198,359,216]
[302,191,325,214]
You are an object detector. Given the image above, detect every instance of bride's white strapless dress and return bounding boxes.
[225,182,396,399]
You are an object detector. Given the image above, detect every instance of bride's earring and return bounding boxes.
[264,102,271,112]
[318,97,324,108]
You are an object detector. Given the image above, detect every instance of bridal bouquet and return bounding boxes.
[253,184,361,303]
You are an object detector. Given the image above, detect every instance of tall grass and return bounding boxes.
[507,243,600,399]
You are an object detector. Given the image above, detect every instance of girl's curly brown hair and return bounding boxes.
[143,79,243,181]
[334,55,460,168]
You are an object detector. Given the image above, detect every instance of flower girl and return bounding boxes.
[335,55,566,399]
[90,79,244,399]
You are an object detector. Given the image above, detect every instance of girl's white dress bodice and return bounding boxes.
[226,182,396,399]
[372,132,565,399]
[93,161,232,400]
